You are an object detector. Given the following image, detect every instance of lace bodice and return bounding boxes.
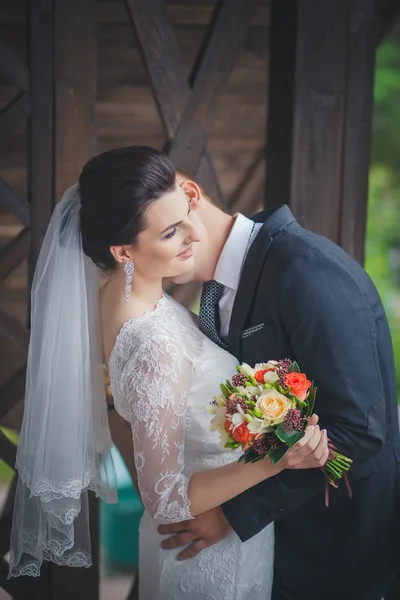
[108,295,239,524]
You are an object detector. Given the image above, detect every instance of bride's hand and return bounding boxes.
[281,418,329,470]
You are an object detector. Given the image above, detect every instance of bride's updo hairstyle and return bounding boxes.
[79,146,176,271]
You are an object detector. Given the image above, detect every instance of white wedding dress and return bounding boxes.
[108,294,274,600]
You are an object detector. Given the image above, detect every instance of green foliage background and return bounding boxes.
[365,24,400,401]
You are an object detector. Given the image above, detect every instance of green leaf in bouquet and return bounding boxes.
[220,383,231,399]
[275,423,305,447]
[239,447,266,464]
[225,439,241,450]
[289,361,301,373]
[306,385,317,417]
[268,443,289,465]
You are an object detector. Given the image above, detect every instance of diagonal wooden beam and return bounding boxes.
[0,178,31,227]
[228,146,265,213]
[167,0,256,177]
[0,92,31,139]
[124,0,225,206]
[0,40,30,92]
[0,227,30,283]
[0,365,26,422]
[0,306,30,352]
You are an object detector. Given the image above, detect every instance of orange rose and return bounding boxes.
[285,372,311,401]
[224,419,233,433]
[232,423,255,446]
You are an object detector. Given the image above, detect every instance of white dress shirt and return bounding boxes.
[213,213,262,341]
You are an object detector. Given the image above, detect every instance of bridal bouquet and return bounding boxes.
[208,359,352,499]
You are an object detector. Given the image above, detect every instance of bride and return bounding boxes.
[9,146,328,599]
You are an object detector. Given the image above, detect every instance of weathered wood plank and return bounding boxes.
[377,0,400,44]
[0,40,30,92]
[168,0,256,177]
[28,0,55,283]
[0,92,31,138]
[266,0,349,244]
[339,0,377,264]
[0,177,30,226]
[0,305,30,351]
[0,227,30,283]
[52,493,100,600]
[124,0,224,205]
[264,0,297,209]
[0,364,26,421]
[228,146,265,213]
[54,0,97,200]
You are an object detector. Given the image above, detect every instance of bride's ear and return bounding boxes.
[109,245,134,266]
[178,179,201,211]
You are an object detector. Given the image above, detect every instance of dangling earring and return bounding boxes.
[124,260,135,303]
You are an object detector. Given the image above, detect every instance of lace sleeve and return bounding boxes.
[122,330,194,524]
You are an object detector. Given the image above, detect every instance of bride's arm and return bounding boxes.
[123,330,327,524]
[187,426,327,516]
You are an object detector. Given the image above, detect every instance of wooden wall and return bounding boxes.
[0,0,269,327]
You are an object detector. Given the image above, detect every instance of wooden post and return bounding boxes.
[28,0,55,284]
[265,0,377,265]
[54,0,97,200]
[51,1,99,598]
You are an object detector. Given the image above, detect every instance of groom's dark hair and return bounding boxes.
[79,145,176,271]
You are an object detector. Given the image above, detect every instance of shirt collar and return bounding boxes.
[213,213,255,291]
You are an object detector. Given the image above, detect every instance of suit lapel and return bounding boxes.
[228,205,296,359]
[228,223,273,359]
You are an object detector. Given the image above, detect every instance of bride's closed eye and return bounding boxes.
[164,226,178,239]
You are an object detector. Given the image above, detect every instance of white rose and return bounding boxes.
[256,389,292,426]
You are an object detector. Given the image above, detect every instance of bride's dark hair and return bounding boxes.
[79,145,176,271]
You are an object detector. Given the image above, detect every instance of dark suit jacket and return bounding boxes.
[222,206,400,600]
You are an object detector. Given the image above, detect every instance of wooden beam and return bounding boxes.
[54,0,97,200]
[0,92,31,139]
[377,0,400,44]
[265,0,297,210]
[0,40,30,92]
[340,0,377,264]
[0,476,17,556]
[0,178,31,226]
[0,228,30,283]
[228,146,265,214]
[52,493,100,600]
[266,0,376,263]
[28,0,55,285]
[49,3,99,598]
[0,364,26,421]
[0,306,30,351]
[168,0,256,177]
[124,0,224,206]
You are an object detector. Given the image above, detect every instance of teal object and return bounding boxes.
[100,447,144,570]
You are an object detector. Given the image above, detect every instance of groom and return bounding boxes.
[158,174,400,600]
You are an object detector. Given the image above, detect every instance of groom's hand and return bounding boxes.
[157,506,233,560]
